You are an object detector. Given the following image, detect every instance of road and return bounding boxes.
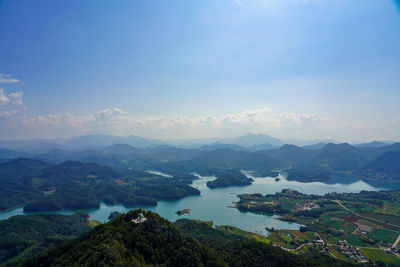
[314,232,325,244]
[352,224,360,234]
[295,243,313,251]
[393,233,400,248]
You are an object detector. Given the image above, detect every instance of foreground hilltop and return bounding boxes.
[20,210,348,267]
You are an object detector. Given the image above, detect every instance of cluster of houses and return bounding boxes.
[293,200,320,212]
[378,241,400,253]
[337,240,368,263]
[379,241,392,249]
[132,213,147,224]
[391,246,400,253]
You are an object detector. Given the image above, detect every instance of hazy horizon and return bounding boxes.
[1,0,399,142]
[0,132,396,146]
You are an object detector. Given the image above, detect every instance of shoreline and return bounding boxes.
[0,203,25,212]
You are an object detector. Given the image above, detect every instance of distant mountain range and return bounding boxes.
[0,132,396,153]
[1,133,400,183]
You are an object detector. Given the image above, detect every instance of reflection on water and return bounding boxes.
[0,172,393,236]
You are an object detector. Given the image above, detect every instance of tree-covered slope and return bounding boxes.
[0,213,91,265]
[261,144,315,164]
[363,151,400,173]
[207,169,253,188]
[0,158,50,185]
[360,151,400,180]
[20,210,350,267]
[0,158,199,212]
[176,219,350,267]
[314,143,368,171]
[20,210,225,267]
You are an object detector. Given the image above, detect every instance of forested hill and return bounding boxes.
[0,158,124,211]
[0,213,92,265]
[359,151,400,180]
[20,210,350,267]
[0,158,200,212]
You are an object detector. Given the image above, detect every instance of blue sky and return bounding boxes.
[0,0,399,141]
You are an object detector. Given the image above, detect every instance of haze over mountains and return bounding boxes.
[0,132,399,187]
[0,132,395,153]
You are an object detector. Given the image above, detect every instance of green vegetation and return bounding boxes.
[0,159,50,210]
[88,220,101,227]
[156,148,287,176]
[217,225,270,244]
[17,210,350,266]
[176,218,349,266]
[21,210,224,266]
[207,169,253,188]
[367,229,398,244]
[135,183,200,200]
[268,230,312,249]
[3,141,400,186]
[236,189,400,264]
[108,211,122,220]
[0,212,92,265]
[360,248,400,265]
[360,151,400,181]
[262,142,400,183]
[287,165,332,182]
[0,158,200,212]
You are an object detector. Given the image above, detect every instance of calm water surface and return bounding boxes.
[0,172,392,235]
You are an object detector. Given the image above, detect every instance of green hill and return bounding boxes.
[314,143,368,171]
[0,213,91,265]
[158,148,287,176]
[261,144,315,164]
[207,169,253,188]
[20,210,225,267]
[20,210,349,267]
[0,158,199,212]
[359,151,400,181]
[0,158,50,185]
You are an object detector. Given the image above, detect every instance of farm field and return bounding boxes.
[236,189,400,264]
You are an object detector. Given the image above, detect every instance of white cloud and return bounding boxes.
[0,105,398,142]
[0,89,8,105]
[3,107,287,139]
[0,107,26,120]
[94,107,127,124]
[8,91,23,105]
[0,89,23,106]
[0,73,20,83]
[280,112,332,129]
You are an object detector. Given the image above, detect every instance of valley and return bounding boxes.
[1,135,400,265]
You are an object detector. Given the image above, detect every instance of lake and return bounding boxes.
[0,172,391,235]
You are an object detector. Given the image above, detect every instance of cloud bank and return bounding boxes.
[0,88,399,142]
[0,73,20,84]
[1,101,399,142]
[0,89,23,106]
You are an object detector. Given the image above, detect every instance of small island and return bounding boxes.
[175,208,191,216]
[207,170,253,188]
